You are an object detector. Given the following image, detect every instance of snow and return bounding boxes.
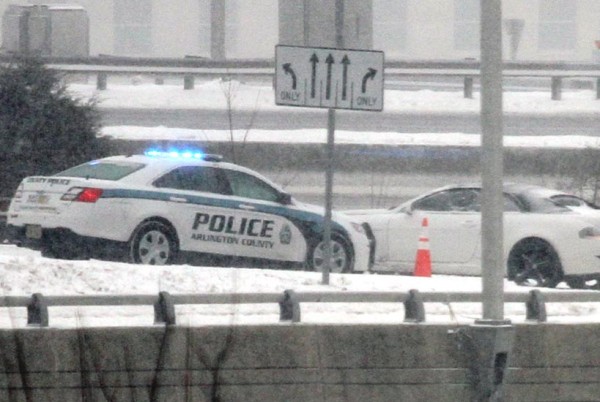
[2,79,599,328]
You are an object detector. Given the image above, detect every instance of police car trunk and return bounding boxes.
[7,160,143,248]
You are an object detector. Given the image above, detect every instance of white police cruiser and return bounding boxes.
[7,150,373,272]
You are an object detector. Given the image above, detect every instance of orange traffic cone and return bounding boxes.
[413,217,432,277]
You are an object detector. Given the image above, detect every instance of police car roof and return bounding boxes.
[100,154,285,192]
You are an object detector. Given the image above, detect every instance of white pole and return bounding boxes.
[479,0,505,322]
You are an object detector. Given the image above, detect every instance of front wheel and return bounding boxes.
[129,221,178,265]
[507,238,563,288]
[307,235,352,273]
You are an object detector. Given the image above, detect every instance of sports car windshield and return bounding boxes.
[55,161,146,181]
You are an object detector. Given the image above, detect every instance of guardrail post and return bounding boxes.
[551,76,562,100]
[27,293,48,327]
[184,74,195,90]
[154,291,176,325]
[464,76,474,99]
[279,289,300,322]
[97,72,107,90]
[596,78,600,100]
[526,289,547,322]
[404,289,425,322]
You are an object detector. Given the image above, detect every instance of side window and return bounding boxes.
[412,191,452,211]
[551,195,584,208]
[448,189,480,211]
[503,194,522,212]
[153,166,230,195]
[223,170,281,202]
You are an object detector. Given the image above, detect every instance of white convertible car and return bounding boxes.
[346,183,600,289]
[6,151,373,273]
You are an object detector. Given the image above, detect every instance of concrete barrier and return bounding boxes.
[0,324,598,401]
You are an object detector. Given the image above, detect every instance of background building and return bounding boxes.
[1,0,599,62]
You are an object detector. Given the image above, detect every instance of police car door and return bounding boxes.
[154,165,305,263]
[215,168,306,263]
[153,165,242,258]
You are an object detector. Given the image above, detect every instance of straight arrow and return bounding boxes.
[341,55,350,100]
[310,53,319,98]
[325,54,334,100]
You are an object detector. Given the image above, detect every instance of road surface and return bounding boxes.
[100,108,600,136]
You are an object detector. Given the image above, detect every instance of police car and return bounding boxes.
[6,150,373,273]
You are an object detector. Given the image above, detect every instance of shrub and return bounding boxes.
[0,57,109,197]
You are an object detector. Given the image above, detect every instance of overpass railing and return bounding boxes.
[2,288,599,327]
[1,55,598,100]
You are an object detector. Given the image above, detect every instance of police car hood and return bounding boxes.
[294,200,360,226]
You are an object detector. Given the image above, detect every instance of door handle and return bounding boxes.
[239,204,255,210]
[169,196,188,203]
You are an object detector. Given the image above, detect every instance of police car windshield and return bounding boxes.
[55,161,146,181]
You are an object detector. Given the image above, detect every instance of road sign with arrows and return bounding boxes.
[275,45,384,111]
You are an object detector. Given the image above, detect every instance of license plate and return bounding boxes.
[25,225,42,239]
[27,194,49,204]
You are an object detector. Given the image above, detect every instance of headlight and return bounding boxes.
[579,226,600,239]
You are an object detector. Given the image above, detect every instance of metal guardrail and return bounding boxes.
[3,289,599,327]
[2,55,598,99]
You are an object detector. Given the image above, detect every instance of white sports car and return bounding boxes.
[346,183,600,288]
[6,151,373,273]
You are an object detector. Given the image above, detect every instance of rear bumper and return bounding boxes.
[6,224,126,259]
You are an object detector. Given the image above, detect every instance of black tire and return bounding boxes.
[565,277,600,290]
[307,235,352,273]
[129,221,178,265]
[507,238,563,288]
[41,233,86,260]
[565,277,586,289]
[41,243,82,260]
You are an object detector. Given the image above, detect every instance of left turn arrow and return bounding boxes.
[282,63,297,90]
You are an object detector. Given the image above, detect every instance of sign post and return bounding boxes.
[275,45,383,284]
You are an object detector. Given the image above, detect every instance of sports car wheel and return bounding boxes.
[129,221,177,265]
[508,238,563,288]
[307,235,352,273]
[565,277,600,290]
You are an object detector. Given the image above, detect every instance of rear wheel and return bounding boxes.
[41,232,87,260]
[307,235,352,273]
[507,238,563,288]
[129,221,177,265]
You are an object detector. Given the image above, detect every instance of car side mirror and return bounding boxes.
[278,192,293,205]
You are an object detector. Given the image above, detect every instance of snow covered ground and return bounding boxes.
[0,80,599,328]
[2,243,600,328]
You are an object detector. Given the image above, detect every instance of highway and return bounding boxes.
[100,108,600,136]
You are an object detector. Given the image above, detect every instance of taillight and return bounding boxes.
[61,187,103,203]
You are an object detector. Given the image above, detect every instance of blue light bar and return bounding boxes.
[143,148,222,162]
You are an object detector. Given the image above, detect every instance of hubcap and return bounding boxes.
[138,230,171,265]
[312,240,348,273]
[514,249,556,287]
